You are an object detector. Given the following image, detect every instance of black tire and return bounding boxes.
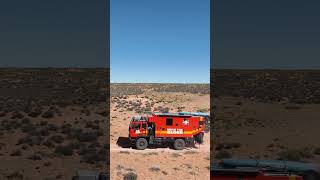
[173,139,185,150]
[135,138,148,150]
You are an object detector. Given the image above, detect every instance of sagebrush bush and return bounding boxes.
[55,145,73,156]
[123,172,137,180]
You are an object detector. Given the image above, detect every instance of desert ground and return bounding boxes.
[0,68,108,180]
[110,84,210,180]
[211,70,320,165]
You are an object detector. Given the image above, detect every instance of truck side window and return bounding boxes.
[166,118,173,126]
[142,123,146,130]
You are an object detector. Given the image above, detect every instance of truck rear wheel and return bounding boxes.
[173,139,185,150]
[135,138,148,150]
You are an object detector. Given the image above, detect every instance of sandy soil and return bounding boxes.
[0,104,108,180]
[110,89,210,180]
[0,69,108,180]
[213,96,320,163]
[212,70,320,165]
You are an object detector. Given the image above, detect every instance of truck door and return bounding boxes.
[130,122,148,137]
[141,122,148,136]
[129,122,141,137]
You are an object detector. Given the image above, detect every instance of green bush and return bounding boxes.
[55,145,73,156]
[278,148,313,161]
[123,172,137,180]
[215,150,232,159]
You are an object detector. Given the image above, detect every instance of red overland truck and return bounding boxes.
[128,113,205,150]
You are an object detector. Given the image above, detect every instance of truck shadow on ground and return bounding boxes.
[116,137,132,148]
[116,137,197,149]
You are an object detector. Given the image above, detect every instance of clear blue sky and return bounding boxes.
[111,0,210,83]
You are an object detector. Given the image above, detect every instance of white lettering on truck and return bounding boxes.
[167,128,183,134]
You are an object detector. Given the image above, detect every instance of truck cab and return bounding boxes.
[129,116,148,138]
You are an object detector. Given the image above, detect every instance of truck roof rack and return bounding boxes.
[131,115,148,122]
[152,112,192,117]
[178,112,209,117]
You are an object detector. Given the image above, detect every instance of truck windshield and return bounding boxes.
[130,123,140,129]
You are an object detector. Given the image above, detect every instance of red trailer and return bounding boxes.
[128,113,205,150]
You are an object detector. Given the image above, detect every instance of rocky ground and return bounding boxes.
[4,68,318,179]
[110,84,210,180]
[211,70,320,165]
[0,68,108,180]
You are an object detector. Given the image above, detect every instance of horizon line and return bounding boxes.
[110,82,209,84]
[0,67,109,69]
[0,67,319,70]
[210,68,320,70]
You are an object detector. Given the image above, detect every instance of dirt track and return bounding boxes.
[110,143,210,153]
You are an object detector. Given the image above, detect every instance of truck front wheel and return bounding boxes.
[173,139,185,150]
[135,138,148,150]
